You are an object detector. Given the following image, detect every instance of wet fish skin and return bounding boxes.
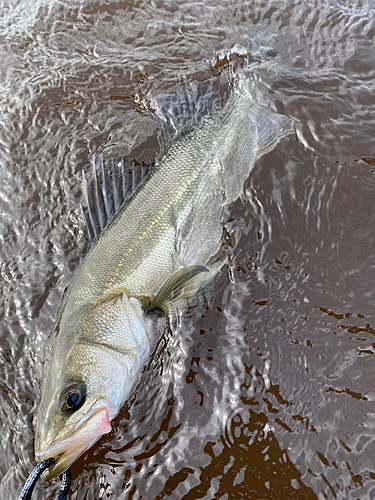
[34,72,293,478]
[35,292,155,478]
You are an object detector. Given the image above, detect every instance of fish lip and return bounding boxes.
[35,406,111,479]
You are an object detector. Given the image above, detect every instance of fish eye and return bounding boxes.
[61,382,86,412]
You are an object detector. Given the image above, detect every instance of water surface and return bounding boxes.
[1,0,375,499]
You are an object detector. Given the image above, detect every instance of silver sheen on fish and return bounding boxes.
[34,64,294,478]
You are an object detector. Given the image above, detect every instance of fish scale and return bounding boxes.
[34,69,294,479]
[70,93,251,307]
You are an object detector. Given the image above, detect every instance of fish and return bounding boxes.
[34,63,294,479]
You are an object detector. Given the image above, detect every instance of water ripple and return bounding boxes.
[1,0,375,498]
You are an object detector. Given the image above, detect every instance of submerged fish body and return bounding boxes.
[35,67,294,478]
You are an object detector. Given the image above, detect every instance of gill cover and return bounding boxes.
[35,292,150,477]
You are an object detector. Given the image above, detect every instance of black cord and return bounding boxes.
[18,460,72,500]
[19,459,55,500]
[57,468,71,500]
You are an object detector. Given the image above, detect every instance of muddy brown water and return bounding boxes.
[1,0,375,499]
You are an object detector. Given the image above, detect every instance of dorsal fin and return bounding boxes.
[81,155,152,246]
[154,83,223,156]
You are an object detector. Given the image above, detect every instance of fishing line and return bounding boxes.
[18,460,71,500]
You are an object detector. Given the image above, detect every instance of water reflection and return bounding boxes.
[1,0,375,498]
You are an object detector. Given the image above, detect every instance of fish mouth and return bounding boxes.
[35,406,111,479]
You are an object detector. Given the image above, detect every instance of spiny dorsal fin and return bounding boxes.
[154,83,224,156]
[81,155,152,247]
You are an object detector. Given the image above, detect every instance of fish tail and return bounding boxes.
[250,104,295,159]
[235,62,295,158]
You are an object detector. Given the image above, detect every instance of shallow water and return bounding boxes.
[1,0,375,499]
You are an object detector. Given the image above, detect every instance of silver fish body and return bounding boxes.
[35,73,293,477]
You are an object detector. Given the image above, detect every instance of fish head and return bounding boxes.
[35,293,150,478]
[35,374,111,479]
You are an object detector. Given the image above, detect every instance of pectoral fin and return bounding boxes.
[150,265,216,315]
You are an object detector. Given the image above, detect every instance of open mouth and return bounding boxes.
[35,406,111,479]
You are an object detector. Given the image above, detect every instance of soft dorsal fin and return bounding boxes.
[154,83,224,156]
[81,155,152,246]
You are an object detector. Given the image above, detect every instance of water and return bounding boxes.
[0,0,375,498]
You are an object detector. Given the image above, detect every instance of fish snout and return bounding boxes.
[35,406,111,479]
